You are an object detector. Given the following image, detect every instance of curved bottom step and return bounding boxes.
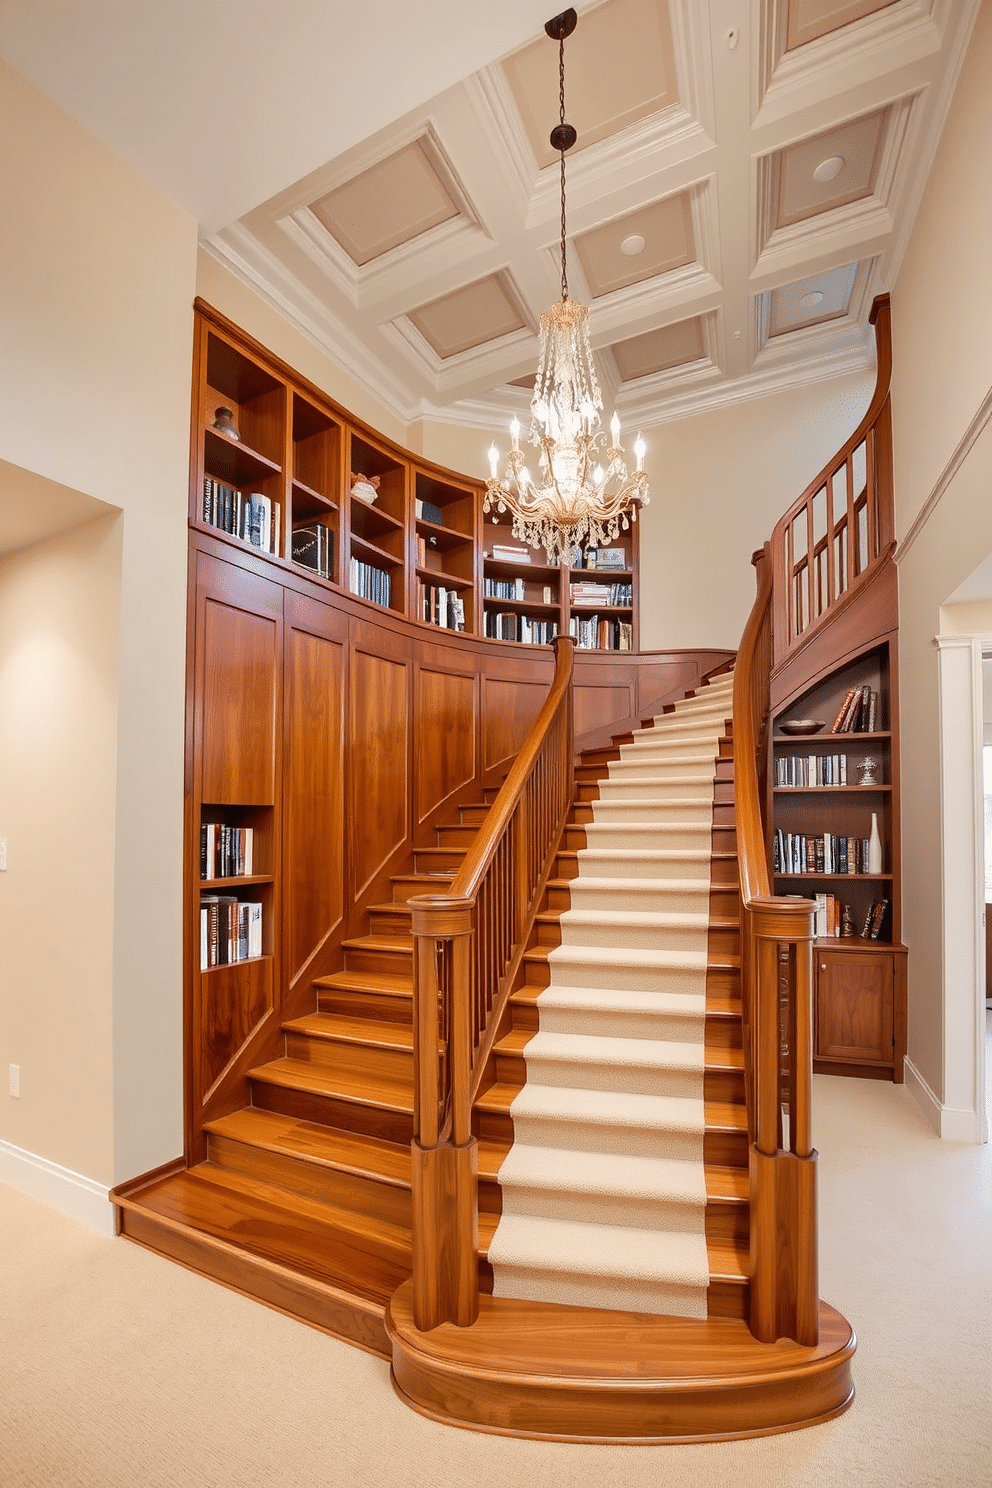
[386,1283,855,1443]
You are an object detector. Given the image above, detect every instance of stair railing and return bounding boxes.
[771,294,893,668]
[408,634,575,1330]
[734,545,819,1346]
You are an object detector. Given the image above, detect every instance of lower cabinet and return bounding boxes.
[814,942,907,1082]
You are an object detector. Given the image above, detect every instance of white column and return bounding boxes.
[935,635,987,1142]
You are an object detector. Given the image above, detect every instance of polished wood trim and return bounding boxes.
[386,1284,855,1443]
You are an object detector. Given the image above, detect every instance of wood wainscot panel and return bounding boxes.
[482,664,553,773]
[285,594,348,988]
[573,682,635,739]
[200,597,279,806]
[415,663,478,825]
[635,659,708,716]
[350,637,411,900]
[200,957,274,1103]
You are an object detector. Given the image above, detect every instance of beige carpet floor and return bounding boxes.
[490,677,733,1316]
[3,1076,990,1485]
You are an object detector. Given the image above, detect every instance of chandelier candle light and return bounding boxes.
[484,8,649,567]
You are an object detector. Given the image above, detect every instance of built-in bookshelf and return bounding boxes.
[769,643,906,1079]
[189,301,639,642]
[198,806,274,973]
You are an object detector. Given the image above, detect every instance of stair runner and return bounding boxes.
[488,672,735,1318]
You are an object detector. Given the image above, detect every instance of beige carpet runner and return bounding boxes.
[489,672,734,1318]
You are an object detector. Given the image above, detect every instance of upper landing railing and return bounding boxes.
[772,295,894,668]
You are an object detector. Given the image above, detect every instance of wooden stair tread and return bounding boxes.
[250,1057,413,1113]
[706,995,743,1016]
[387,1285,855,1442]
[314,970,412,995]
[283,1012,416,1051]
[343,933,412,954]
[205,1107,412,1185]
[129,1166,410,1304]
[705,1101,749,1132]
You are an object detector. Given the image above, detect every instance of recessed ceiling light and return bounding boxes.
[620,233,646,257]
[799,291,825,310]
[813,155,845,184]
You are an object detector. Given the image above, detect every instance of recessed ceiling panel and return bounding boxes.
[786,0,899,51]
[612,317,706,381]
[309,137,460,265]
[769,263,859,335]
[574,193,695,298]
[409,272,527,359]
[777,109,886,227]
[501,0,679,170]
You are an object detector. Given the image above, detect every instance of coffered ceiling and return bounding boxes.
[1,0,981,435]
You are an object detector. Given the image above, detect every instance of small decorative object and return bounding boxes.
[350,472,380,505]
[211,406,240,441]
[858,757,879,786]
[841,905,855,937]
[779,719,826,736]
[867,812,883,875]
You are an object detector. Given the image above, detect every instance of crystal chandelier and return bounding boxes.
[484,7,649,568]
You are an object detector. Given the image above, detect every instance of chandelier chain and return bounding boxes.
[559,32,568,302]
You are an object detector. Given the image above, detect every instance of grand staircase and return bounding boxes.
[114,670,854,1436]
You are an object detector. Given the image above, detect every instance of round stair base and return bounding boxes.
[386,1282,855,1443]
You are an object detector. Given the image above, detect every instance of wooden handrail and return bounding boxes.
[408,635,575,1330]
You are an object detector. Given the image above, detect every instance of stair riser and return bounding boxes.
[526,1006,706,1044]
[459,805,489,825]
[414,849,466,873]
[591,802,714,824]
[206,1132,412,1231]
[710,885,740,916]
[368,907,411,937]
[706,966,741,998]
[573,855,714,882]
[344,946,412,977]
[704,1128,748,1167]
[499,1188,707,1234]
[707,1278,749,1320]
[435,824,478,846]
[570,828,718,853]
[705,1068,746,1106]
[596,782,716,803]
[565,886,714,915]
[705,1014,743,1050]
[251,1079,414,1145]
[705,1200,749,1245]
[710,857,740,888]
[390,875,454,903]
[316,987,413,1024]
[708,924,739,959]
[542,959,708,995]
[284,1030,413,1085]
[481,1113,705,1164]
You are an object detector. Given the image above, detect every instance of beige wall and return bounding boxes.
[0,513,122,1181]
[890,0,992,1108]
[0,59,197,1184]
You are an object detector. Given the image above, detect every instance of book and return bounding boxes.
[415,498,444,525]
[830,687,858,733]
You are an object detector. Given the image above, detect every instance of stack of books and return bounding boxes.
[830,685,879,733]
[199,898,263,968]
[490,542,531,564]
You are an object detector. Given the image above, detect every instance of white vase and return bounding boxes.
[867,812,883,875]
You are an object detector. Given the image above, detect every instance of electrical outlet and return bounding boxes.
[9,1064,20,1098]
[0,838,6,870]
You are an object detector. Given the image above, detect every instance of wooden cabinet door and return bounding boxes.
[815,949,893,1066]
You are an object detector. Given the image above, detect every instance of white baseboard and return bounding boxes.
[903,1059,981,1143]
[0,1138,114,1236]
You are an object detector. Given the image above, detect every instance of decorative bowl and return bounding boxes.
[779,719,825,736]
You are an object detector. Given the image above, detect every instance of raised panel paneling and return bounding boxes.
[351,649,410,895]
[416,668,477,822]
[482,677,547,770]
[635,661,699,715]
[201,601,278,804]
[573,684,635,738]
[200,958,273,1101]
[286,626,345,983]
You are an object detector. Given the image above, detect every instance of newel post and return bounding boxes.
[409,895,479,1332]
[748,897,819,1347]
